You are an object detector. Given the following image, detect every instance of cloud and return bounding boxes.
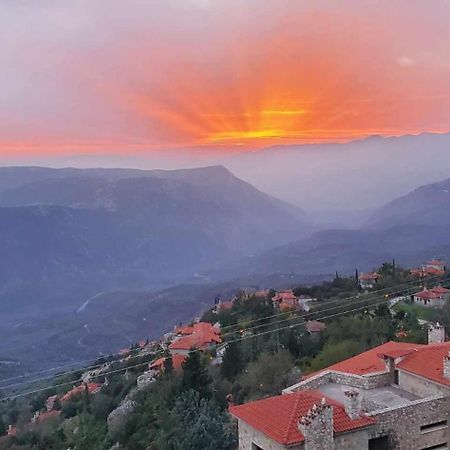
[0,0,449,156]
[397,57,416,67]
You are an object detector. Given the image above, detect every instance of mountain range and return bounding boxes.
[1,162,449,377]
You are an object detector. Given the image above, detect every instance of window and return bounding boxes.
[369,436,389,450]
[420,444,448,450]
[420,420,447,434]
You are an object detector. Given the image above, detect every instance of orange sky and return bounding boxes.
[1,0,449,157]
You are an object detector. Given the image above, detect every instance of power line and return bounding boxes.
[0,284,429,402]
[218,270,450,333]
[2,270,447,393]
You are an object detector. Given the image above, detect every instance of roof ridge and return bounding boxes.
[285,393,305,442]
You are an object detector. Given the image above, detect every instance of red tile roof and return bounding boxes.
[397,342,450,387]
[34,410,61,423]
[230,390,374,446]
[306,320,326,333]
[424,267,445,275]
[273,291,297,302]
[414,289,442,300]
[431,286,450,295]
[427,260,445,266]
[149,354,186,372]
[61,382,102,402]
[307,341,424,377]
[169,322,221,351]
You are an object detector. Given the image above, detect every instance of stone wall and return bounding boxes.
[334,429,370,450]
[368,395,450,450]
[284,370,393,394]
[398,370,449,397]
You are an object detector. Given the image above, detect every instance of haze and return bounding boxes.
[1,0,450,212]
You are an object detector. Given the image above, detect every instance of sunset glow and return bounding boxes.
[1,0,449,156]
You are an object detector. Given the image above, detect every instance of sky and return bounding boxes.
[1,0,450,161]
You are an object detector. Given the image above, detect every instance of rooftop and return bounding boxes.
[397,342,450,387]
[318,382,419,412]
[306,341,424,377]
[230,390,374,446]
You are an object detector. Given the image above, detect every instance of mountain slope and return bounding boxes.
[0,166,310,337]
[366,177,450,229]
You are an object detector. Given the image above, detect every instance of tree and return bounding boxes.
[221,342,243,380]
[240,350,298,399]
[156,390,236,450]
[163,350,174,376]
[181,350,212,399]
[0,415,6,436]
[308,340,363,372]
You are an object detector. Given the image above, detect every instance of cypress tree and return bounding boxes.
[163,350,173,375]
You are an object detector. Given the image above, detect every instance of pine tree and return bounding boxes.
[181,350,212,399]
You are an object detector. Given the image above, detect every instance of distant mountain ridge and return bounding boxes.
[366,177,450,229]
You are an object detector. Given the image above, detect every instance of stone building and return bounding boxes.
[231,324,450,449]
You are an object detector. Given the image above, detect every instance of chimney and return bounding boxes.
[299,397,334,450]
[344,390,362,419]
[444,351,450,379]
[428,322,446,344]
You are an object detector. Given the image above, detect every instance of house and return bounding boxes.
[148,354,186,373]
[31,410,61,424]
[231,324,450,450]
[61,382,102,402]
[214,299,234,314]
[272,290,301,311]
[412,286,449,307]
[358,272,379,290]
[411,259,446,277]
[425,259,446,273]
[431,285,450,300]
[305,320,326,335]
[169,322,222,356]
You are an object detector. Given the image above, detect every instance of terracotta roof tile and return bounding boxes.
[230,390,374,446]
[397,342,450,387]
[307,341,424,377]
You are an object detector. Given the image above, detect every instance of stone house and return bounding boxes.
[412,286,450,307]
[231,324,450,450]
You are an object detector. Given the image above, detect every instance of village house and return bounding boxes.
[358,272,379,290]
[231,323,450,450]
[61,382,102,403]
[272,290,302,311]
[305,320,326,336]
[412,286,450,307]
[214,298,234,314]
[148,354,186,373]
[425,259,446,273]
[169,322,222,356]
[31,410,61,424]
[411,259,447,277]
